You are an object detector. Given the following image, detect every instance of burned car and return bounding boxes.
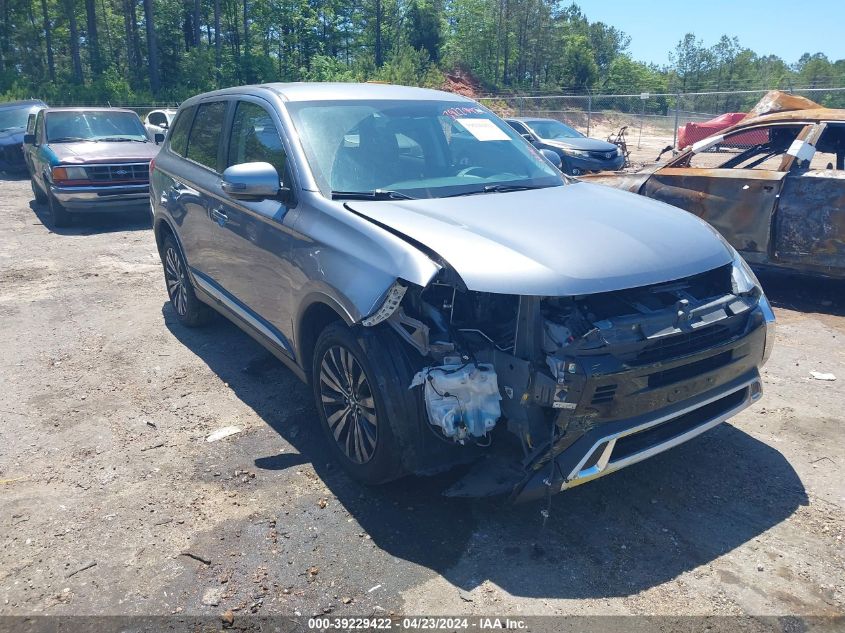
[585,91,845,279]
[151,83,774,503]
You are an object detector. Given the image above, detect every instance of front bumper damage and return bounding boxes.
[363,262,774,503]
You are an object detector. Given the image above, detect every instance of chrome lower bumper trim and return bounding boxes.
[562,377,762,490]
[51,184,149,208]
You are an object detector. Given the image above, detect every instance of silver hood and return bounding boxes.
[346,182,733,296]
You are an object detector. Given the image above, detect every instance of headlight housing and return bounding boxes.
[730,249,776,364]
[52,165,88,182]
[730,250,761,296]
[561,148,591,159]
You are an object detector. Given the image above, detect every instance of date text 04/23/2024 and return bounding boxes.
[307,617,528,630]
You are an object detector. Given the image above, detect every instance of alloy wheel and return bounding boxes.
[318,345,378,464]
[164,246,188,317]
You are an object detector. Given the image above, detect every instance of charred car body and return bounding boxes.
[585,91,845,280]
[151,83,775,502]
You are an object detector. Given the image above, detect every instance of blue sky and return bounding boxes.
[579,0,845,67]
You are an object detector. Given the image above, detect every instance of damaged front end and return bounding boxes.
[362,254,774,504]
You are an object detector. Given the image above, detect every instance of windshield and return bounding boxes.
[0,106,41,132]
[286,100,564,199]
[46,111,148,142]
[526,120,582,140]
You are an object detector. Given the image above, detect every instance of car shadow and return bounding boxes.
[164,303,807,600]
[757,269,845,317]
[28,199,151,235]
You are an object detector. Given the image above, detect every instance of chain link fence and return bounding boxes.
[478,88,845,168]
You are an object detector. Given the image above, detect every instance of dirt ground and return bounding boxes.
[1,174,844,626]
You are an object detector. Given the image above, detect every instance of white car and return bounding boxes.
[144,109,177,139]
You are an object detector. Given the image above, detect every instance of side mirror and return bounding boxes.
[222,162,285,201]
[160,121,169,130]
[23,134,35,145]
[154,133,165,144]
[540,148,563,170]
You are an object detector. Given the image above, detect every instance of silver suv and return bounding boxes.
[150,83,775,502]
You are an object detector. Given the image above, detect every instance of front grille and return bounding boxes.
[647,351,732,388]
[634,324,732,365]
[588,150,616,160]
[86,163,149,183]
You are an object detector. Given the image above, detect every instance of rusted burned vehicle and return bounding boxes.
[586,91,845,279]
[152,83,775,504]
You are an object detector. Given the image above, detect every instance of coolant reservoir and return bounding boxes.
[411,362,501,442]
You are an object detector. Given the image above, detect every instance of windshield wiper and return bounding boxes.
[444,183,551,198]
[331,189,416,201]
[97,137,147,142]
[48,136,89,143]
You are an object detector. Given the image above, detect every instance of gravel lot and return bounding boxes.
[1,174,843,625]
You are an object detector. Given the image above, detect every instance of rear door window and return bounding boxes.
[148,111,167,127]
[801,123,845,171]
[185,101,227,171]
[167,106,195,157]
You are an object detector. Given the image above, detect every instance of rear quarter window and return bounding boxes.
[186,101,227,171]
[167,106,196,157]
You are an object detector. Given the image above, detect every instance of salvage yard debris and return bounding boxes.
[180,551,212,565]
[206,426,242,442]
[65,561,97,578]
[810,371,837,381]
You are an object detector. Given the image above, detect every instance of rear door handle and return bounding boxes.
[210,207,228,225]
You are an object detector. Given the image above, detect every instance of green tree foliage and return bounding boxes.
[0,0,842,105]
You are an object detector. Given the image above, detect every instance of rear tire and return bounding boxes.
[312,322,406,485]
[161,234,212,327]
[48,192,70,228]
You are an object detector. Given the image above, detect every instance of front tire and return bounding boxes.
[48,192,70,227]
[161,234,212,327]
[312,323,405,484]
[31,179,47,204]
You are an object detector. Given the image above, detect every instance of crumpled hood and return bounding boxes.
[49,141,159,164]
[543,137,618,152]
[346,182,732,296]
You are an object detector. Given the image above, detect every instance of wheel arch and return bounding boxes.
[296,295,354,381]
[153,216,177,256]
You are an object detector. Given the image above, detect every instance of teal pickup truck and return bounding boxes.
[24,107,160,227]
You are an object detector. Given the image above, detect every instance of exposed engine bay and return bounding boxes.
[364,261,768,501]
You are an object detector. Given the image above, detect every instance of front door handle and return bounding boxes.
[211,207,229,225]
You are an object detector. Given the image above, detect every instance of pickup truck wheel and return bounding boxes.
[312,323,404,484]
[31,180,47,204]
[48,193,70,228]
[161,235,212,327]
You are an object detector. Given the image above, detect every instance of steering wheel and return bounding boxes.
[457,166,492,178]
